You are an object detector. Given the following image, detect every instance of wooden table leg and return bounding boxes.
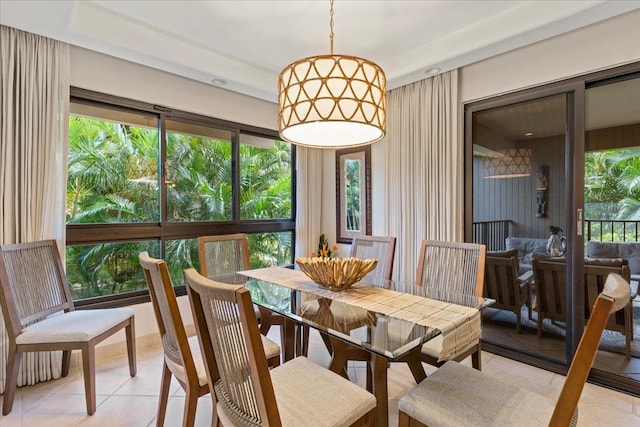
[283,318,296,362]
[371,353,388,427]
[327,337,350,378]
[403,347,427,384]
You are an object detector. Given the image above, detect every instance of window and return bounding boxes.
[67,89,295,306]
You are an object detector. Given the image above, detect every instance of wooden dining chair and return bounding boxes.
[532,253,632,359]
[0,240,136,416]
[530,254,568,338]
[406,240,487,371]
[139,252,211,427]
[484,249,533,333]
[350,235,397,283]
[398,272,631,427]
[197,233,286,345]
[583,258,633,360]
[184,268,377,426]
[139,252,280,427]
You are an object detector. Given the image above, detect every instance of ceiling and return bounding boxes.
[2,1,639,103]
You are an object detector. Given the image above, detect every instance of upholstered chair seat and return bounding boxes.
[215,356,376,427]
[398,273,630,427]
[399,361,563,427]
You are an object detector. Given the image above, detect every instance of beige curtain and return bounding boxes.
[385,70,461,283]
[0,25,70,393]
[295,146,324,259]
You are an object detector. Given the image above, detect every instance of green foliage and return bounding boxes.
[66,116,293,300]
[344,159,361,231]
[584,148,640,220]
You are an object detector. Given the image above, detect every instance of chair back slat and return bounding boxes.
[350,235,396,281]
[583,259,630,326]
[0,240,73,332]
[185,268,279,426]
[532,255,632,326]
[485,255,519,306]
[416,240,486,296]
[531,256,567,323]
[139,252,196,375]
[198,234,251,283]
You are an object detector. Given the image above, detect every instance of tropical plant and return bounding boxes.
[585,148,640,220]
[66,116,293,299]
[344,158,361,231]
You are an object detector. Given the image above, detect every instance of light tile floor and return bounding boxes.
[1,328,639,426]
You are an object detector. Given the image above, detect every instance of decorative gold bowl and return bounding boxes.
[296,257,378,291]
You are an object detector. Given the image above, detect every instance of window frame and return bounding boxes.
[68,87,296,308]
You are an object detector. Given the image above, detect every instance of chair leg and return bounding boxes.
[126,318,137,377]
[2,346,22,415]
[267,354,281,368]
[297,325,310,357]
[398,410,410,427]
[279,323,287,356]
[625,305,632,360]
[258,307,272,336]
[62,350,72,376]
[471,345,482,370]
[81,345,97,415]
[183,388,199,427]
[399,409,427,427]
[537,313,543,338]
[156,362,172,427]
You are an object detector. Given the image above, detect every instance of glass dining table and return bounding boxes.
[237,266,494,427]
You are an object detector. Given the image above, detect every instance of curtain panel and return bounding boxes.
[0,25,70,393]
[384,70,461,283]
[295,146,324,259]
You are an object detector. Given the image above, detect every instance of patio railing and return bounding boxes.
[472,219,640,251]
[584,219,640,242]
[472,220,511,251]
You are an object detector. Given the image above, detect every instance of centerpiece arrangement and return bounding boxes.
[296,234,378,291]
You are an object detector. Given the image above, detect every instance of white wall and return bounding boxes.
[71,46,278,130]
[460,9,640,103]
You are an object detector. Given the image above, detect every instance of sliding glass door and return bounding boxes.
[465,63,640,395]
[468,92,572,364]
[584,74,640,387]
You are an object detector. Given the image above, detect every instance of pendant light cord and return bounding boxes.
[329,0,335,54]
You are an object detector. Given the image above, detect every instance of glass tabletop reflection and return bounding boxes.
[245,277,437,359]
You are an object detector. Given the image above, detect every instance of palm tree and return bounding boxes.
[67,117,293,299]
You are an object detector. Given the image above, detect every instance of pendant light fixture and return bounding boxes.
[278,0,387,148]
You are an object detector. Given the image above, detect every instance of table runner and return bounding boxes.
[240,267,481,361]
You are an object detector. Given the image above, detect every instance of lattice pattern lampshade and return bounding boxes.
[278,54,386,148]
[483,148,532,178]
